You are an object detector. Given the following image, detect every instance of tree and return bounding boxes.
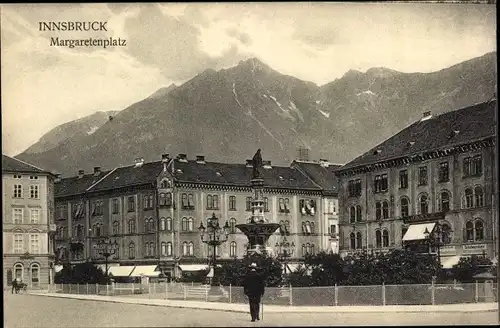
[217,253,283,287]
[305,251,346,286]
[452,255,493,283]
[54,262,108,284]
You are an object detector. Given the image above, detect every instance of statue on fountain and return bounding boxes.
[252,148,263,179]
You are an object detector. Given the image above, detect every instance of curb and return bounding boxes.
[27,293,499,314]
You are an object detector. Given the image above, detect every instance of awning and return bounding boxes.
[178,264,209,271]
[206,267,214,278]
[441,256,461,269]
[402,223,436,241]
[96,263,119,273]
[130,265,160,277]
[108,266,135,277]
[55,265,64,273]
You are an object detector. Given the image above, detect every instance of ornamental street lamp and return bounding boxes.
[275,237,295,275]
[423,223,451,268]
[93,238,119,282]
[198,213,230,286]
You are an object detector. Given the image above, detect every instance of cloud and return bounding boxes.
[226,27,252,46]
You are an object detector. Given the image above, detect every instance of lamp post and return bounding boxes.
[198,213,230,286]
[424,225,443,267]
[93,238,119,283]
[275,237,295,275]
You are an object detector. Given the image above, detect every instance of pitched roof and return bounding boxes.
[89,161,164,192]
[340,100,497,171]
[55,170,112,198]
[2,155,50,174]
[172,160,321,190]
[291,161,341,196]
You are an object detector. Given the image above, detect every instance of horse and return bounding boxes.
[11,280,27,294]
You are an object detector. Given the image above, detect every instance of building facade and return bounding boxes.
[335,100,498,267]
[54,154,339,278]
[2,155,57,288]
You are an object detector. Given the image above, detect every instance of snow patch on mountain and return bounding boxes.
[87,126,99,135]
[356,90,376,96]
[318,109,331,118]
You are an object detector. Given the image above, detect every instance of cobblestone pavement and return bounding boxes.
[4,292,499,327]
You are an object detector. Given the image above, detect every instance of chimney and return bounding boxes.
[177,154,188,162]
[134,158,144,167]
[196,155,206,164]
[78,170,84,178]
[319,159,330,167]
[421,111,432,121]
[54,173,62,183]
[263,160,272,169]
[161,154,170,162]
[246,159,253,167]
[93,166,101,176]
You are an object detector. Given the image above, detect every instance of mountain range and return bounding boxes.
[16,51,497,177]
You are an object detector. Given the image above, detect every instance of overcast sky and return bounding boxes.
[1,3,496,156]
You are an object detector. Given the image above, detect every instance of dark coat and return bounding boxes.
[244,270,265,298]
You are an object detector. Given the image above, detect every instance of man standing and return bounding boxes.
[244,263,265,322]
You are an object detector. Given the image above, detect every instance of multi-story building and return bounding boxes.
[2,155,57,288]
[54,154,338,279]
[292,159,341,254]
[335,100,498,268]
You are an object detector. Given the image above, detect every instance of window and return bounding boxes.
[182,242,188,256]
[182,194,188,208]
[399,170,408,189]
[441,223,452,244]
[329,224,337,235]
[229,196,236,210]
[464,219,484,242]
[264,197,269,212]
[246,197,252,211]
[475,186,484,207]
[30,263,40,284]
[13,184,22,198]
[356,205,362,222]
[188,242,194,256]
[438,191,450,212]
[30,234,39,254]
[206,194,219,210]
[188,194,194,208]
[356,232,363,249]
[160,179,171,189]
[166,217,172,232]
[29,175,38,180]
[92,200,103,216]
[418,166,428,186]
[463,188,474,209]
[160,217,166,231]
[127,196,135,212]
[382,201,389,219]
[13,234,23,253]
[348,179,362,197]
[300,199,316,215]
[14,174,22,179]
[128,243,136,259]
[159,193,167,206]
[350,232,356,249]
[349,206,356,223]
[166,242,173,256]
[375,202,382,221]
[143,194,154,210]
[382,230,389,248]
[112,221,120,235]
[14,263,23,280]
[13,208,23,224]
[375,230,382,248]
[181,217,188,231]
[419,194,429,215]
[302,221,314,235]
[278,198,290,213]
[112,199,119,214]
[374,174,388,193]
[464,155,482,177]
[230,241,237,257]
[439,162,449,182]
[127,220,136,234]
[149,242,155,257]
[29,185,39,199]
[465,221,474,241]
[229,218,237,234]
[144,243,150,257]
[328,200,335,214]
[161,242,167,256]
[188,217,194,232]
[475,220,484,241]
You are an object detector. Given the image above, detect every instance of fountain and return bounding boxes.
[236,149,280,255]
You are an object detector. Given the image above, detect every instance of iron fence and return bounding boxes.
[45,281,497,306]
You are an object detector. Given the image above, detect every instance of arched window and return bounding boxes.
[188,194,194,208]
[475,220,484,241]
[375,202,382,221]
[144,219,149,233]
[475,186,484,207]
[144,243,149,257]
[349,206,356,223]
[441,223,452,244]
[207,195,213,209]
[230,241,237,257]
[350,232,356,249]
[14,263,23,280]
[112,221,119,235]
[419,194,429,215]
[151,218,156,232]
[165,192,172,206]
[166,217,172,231]
[230,218,237,234]
[401,197,409,218]
[159,193,166,206]
[375,230,382,248]
[160,217,166,231]
[149,242,155,257]
[96,224,102,236]
[182,242,188,256]
[310,222,315,234]
[302,244,307,256]
[161,242,167,256]
[382,201,389,219]
[182,193,188,208]
[464,188,474,208]
[356,232,362,249]
[279,220,285,234]
[160,179,169,189]
[188,242,194,256]
[310,244,315,255]
[30,263,40,285]
[356,205,362,222]
[128,220,136,234]
[438,191,450,212]
[188,218,194,232]
[166,242,172,256]
[128,243,136,259]
[181,217,188,231]
[382,230,389,248]
[465,221,474,241]
[284,221,291,235]
[213,195,219,210]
